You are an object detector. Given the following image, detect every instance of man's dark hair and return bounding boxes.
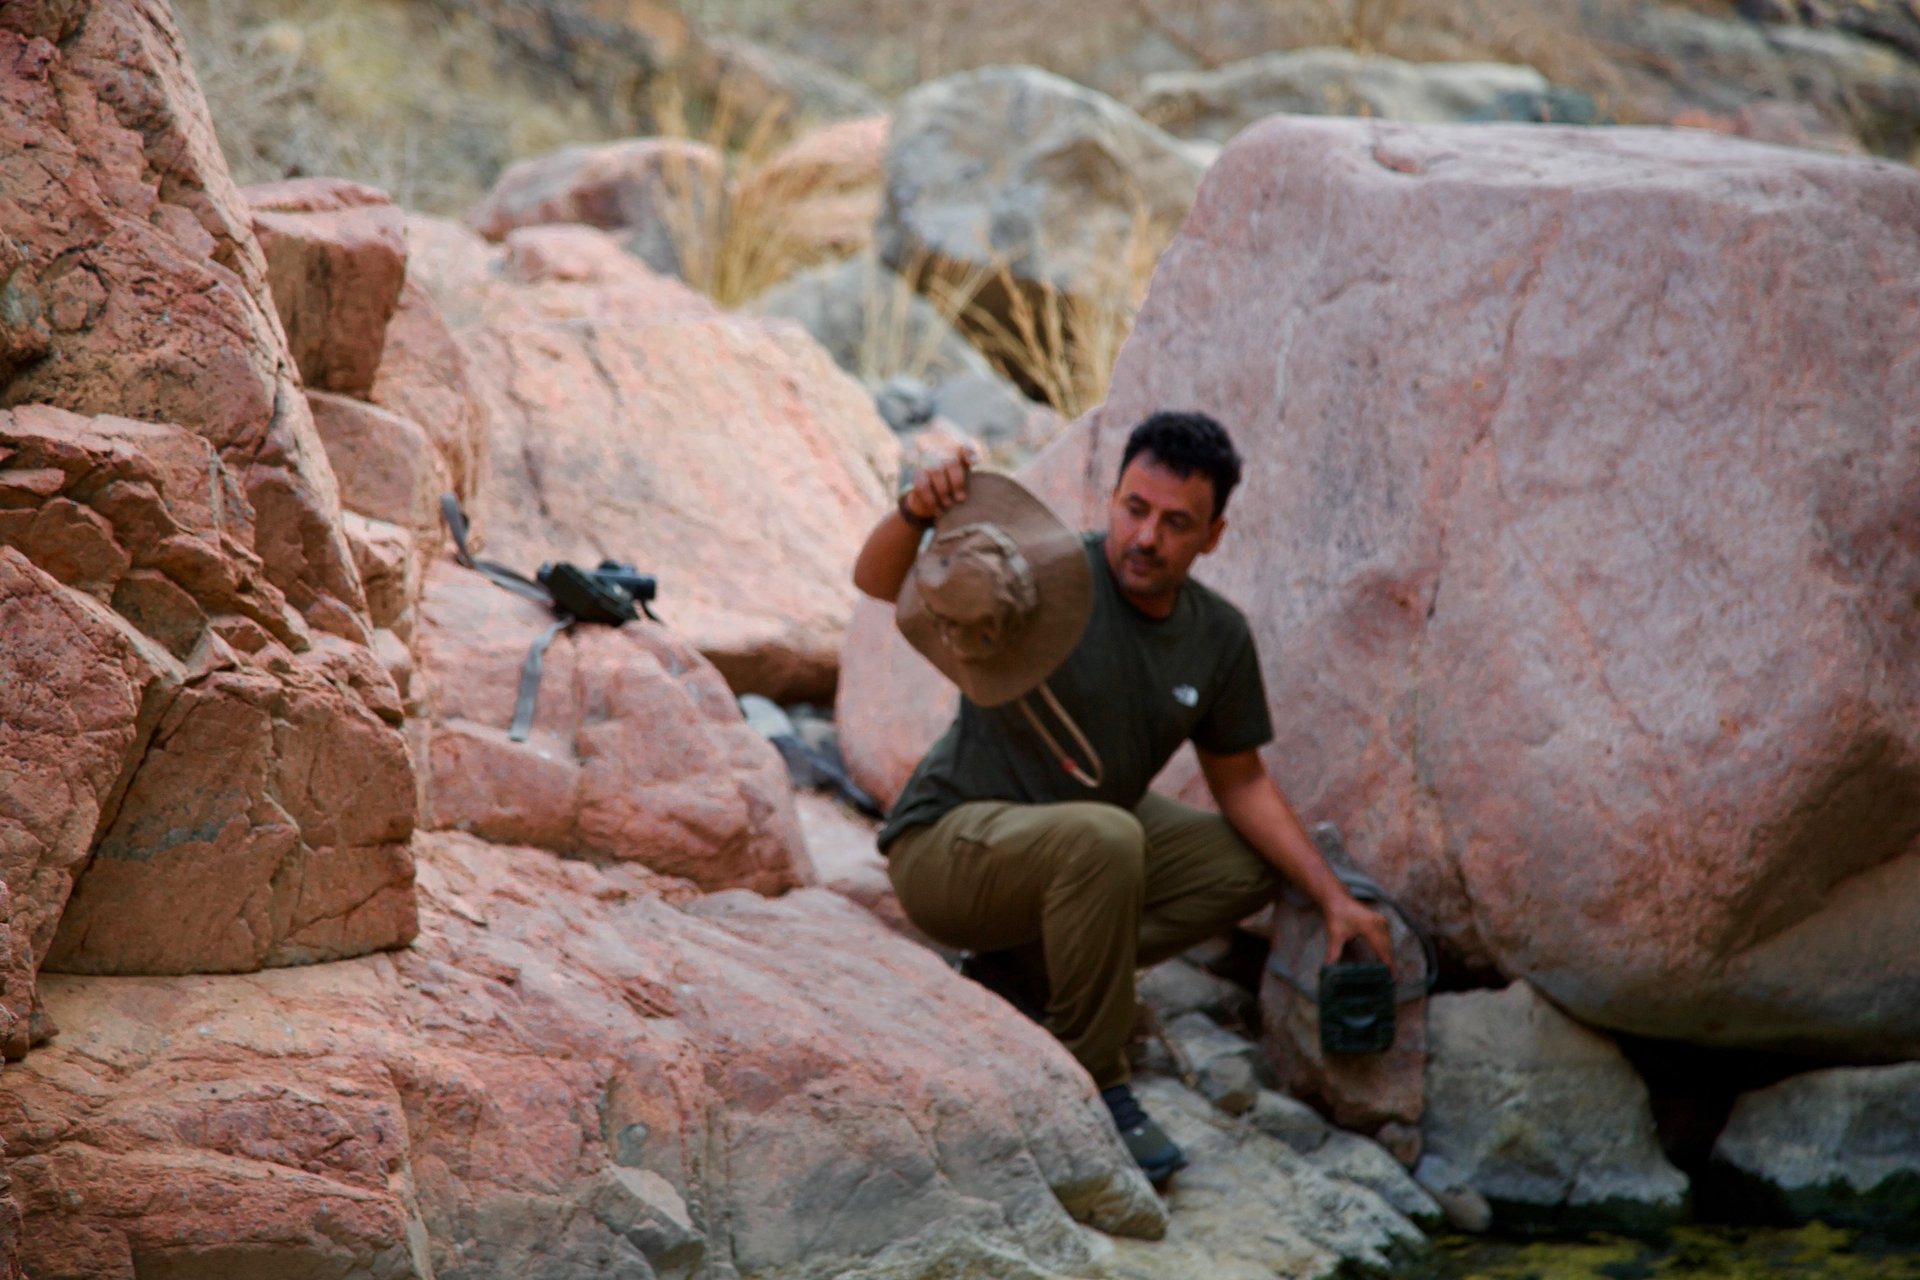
[1118,411,1243,520]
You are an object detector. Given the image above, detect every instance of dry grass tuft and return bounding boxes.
[646,77,845,306]
[911,209,1163,422]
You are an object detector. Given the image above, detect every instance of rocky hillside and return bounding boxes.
[5,0,1920,1275]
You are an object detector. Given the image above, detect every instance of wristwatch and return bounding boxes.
[898,491,935,531]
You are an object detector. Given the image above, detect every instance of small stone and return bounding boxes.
[738,694,798,741]
[1249,1089,1331,1154]
[1137,957,1253,1027]
[875,374,935,434]
[1165,1011,1263,1116]
[1416,1154,1494,1234]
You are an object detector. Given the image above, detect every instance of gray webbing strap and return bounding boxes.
[1265,823,1441,998]
[440,493,550,604]
[509,617,573,741]
[441,493,573,740]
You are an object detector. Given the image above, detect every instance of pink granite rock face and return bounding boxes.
[369,277,490,507]
[456,225,899,702]
[0,408,417,980]
[1071,120,1920,1057]
[244,178,409,397]
[416,562,811,894]
[0,6,369,641]
[0,3,417,995]
[2,832,1166,1279]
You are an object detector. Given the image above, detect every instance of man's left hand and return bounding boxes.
[1322,892,1396,974]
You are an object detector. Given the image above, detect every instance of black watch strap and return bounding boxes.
[898,492,935,530]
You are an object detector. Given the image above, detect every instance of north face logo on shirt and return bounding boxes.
[1172,684,1199,707]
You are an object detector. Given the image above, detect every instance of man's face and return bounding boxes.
[1104,455,1225,611]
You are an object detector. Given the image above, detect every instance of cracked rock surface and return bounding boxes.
[415,560,814,895]
[2,831,1166,1280]
[1,0,418,1021]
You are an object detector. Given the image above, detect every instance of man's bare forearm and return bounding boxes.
[1198,746,1396,967]
[851,451,975,602]
[852,510,929,603]
[1214,767,1346,909]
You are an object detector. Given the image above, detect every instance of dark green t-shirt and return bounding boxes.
[878,532,1274,851]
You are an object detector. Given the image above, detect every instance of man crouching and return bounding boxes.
[852,411,1392,1183]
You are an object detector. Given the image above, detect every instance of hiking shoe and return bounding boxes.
[957,949,1048,1024]
[1102,1083,1188,1186]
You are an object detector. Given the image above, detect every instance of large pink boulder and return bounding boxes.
[416,562,810,894]
[456,224,900,701]
[243,178,409,397]
[860,119,1920,1060]
[1,831,1165,1279]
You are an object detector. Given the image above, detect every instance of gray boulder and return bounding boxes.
[878,65,1208,305]
[753,256,989,384]
[1163,1011,1263,1115]
[1134,48,1589,144]
[1304,1131,1444,1231]
[751,256,1034,443]
[927,370,1033,446]
[1612,6,1920,154]
[1712,1062,1920,1230]
[1106,1078,1427,1279]
[1424,982,1689,1232]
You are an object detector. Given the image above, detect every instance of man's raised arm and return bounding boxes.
[852,451,975,602]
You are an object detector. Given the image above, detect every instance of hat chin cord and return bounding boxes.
[1017,682,1105,789]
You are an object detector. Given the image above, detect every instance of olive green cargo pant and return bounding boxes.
[885,793,1284,1089]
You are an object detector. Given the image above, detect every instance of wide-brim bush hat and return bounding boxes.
[896,472,1093,709]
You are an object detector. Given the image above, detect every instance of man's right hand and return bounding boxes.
[902,450,975,524]
[853,448,977,603]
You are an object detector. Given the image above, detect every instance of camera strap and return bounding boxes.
[438,494,657,742]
